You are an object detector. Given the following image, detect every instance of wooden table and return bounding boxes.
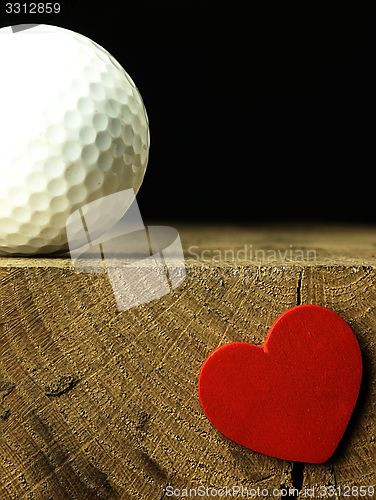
[0,222,375,499]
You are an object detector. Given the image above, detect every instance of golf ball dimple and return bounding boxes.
[0,24,150,255]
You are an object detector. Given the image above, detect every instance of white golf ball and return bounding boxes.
[0,24,150,255]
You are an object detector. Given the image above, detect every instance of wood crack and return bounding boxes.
[291,269,304,496]
[291,461,304,497]
[296,268,303,306]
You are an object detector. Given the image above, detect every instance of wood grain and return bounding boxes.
[0,222,375,499]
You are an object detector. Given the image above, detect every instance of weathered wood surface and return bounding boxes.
[0,222,375,499]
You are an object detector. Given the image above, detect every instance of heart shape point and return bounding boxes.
[198,304,363,464]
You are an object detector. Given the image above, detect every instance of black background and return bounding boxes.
[1,1,375,224]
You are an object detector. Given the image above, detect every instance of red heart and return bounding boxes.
[198,304,362,463]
